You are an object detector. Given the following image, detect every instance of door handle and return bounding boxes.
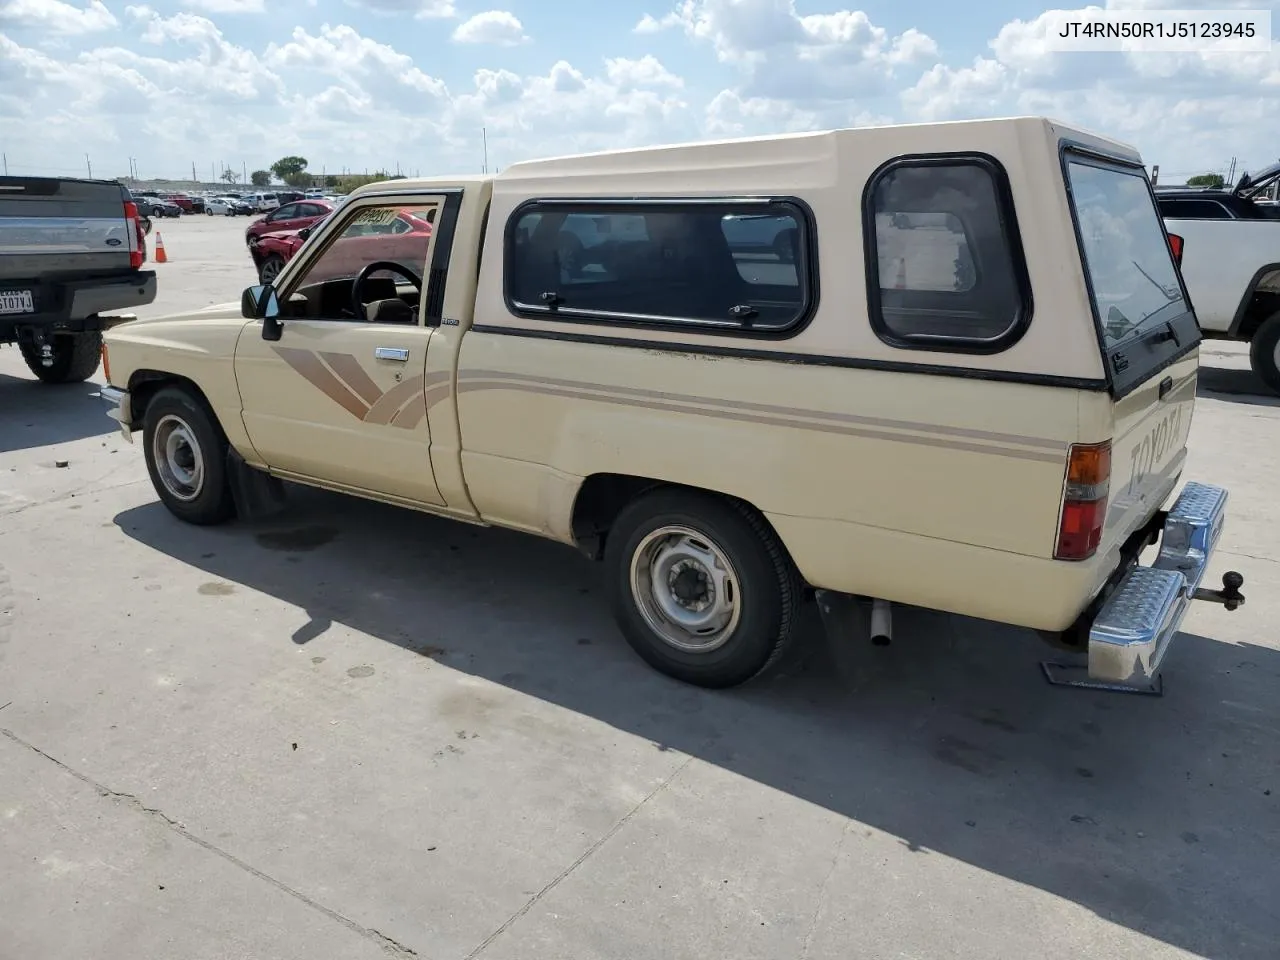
[374,347,409,362]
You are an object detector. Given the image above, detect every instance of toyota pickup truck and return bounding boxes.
[1156,163,1280,393]
[99,118,1246,691]
[1,176,156,384]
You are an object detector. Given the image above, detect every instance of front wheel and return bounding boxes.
[258,254,286,284]
[142,387,235,525]
[18,331,102,384]
[604,489,803,688]
[1249,312,1280,396]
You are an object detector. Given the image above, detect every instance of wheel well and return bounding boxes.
[569,472,794,572]
[126,371,219,431]
[1230,272,1280,340]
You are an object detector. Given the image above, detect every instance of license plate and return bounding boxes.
[0,290,34,315]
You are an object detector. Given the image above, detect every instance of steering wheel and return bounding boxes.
[351,260,424,321]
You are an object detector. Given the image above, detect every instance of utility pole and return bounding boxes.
[242,161,247,185]
[1227,156,1238,185]
[85,153,92,178]
[4,152,9,176]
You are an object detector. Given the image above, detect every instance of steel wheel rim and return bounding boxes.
[1273,338,1280,375]
[152,414,205,502]
[261,258,282,283]
[629,524,740,653]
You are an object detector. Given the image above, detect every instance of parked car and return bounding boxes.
[1157,162,1280,393]
[246,192,280,213]
[148,197,183,218]
[245,199,335,247]
[275,190,306,204]
[2,176,154,385]
[158,193,193,214]
[248,207,432,283]
[100,117,1247,694]
[206,196,240,216]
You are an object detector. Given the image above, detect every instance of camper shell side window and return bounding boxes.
[863,153,1033,355]
[503,198,819,338]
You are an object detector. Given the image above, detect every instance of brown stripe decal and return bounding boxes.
[366,375,426,425]
[320,352,383,406]
[458,369,1067,453]
[273,347,370,420]
[454,378,1066,464]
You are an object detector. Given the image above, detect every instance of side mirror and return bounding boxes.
[297,226,312,240]
[241,283,283,341]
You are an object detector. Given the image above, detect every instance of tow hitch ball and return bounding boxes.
[1192,571,1246,611]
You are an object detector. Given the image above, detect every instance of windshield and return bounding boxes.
[1067,161,1188,349]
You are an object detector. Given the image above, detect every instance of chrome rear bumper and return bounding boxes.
[1087,482,1239,689]
[99,385,133,443]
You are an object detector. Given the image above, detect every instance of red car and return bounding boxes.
[250,208,433,284]
[159,193,194,213]
[245,199,335,248]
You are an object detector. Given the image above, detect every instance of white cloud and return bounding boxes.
[604,55,683,90]
[0,0,117,34]
[177,0,264,13]
[451,10,527,46]
[344,0,456,18]
[634,0,937,106]
[2,0,1279,187]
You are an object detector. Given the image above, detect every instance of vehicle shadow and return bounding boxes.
[1196,364,1280,407]
[114,486,1279,960]
[0,372,113,453]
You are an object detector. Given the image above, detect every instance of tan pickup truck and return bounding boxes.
[100,117,1246,691]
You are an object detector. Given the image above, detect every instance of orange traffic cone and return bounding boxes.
[154,232,168,263]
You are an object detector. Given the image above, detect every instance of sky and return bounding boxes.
[0,0,1277,185]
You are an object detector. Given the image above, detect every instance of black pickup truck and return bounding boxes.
[1,176,156,384]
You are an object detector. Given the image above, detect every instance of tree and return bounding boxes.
[250,169,271,187]
[271,155,308,187]
[220,168,237,184]
[1186,173,1225,188]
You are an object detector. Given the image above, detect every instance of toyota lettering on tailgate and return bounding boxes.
[1126,405,1184,498]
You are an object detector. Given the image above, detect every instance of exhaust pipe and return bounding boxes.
[870,598,892,646]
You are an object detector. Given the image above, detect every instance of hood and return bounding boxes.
[116,300,242,327]
[1234,160,1280,197]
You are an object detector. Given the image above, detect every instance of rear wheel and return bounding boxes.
[18,331,102,384]
[142,387,235,525]
[1248,312,1280,395]
[604,489,802,688]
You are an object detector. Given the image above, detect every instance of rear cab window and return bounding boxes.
[1064,154,1201,396]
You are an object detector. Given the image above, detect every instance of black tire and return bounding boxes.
[141,387,235,525]
[1248,312,1280,396]
[604,488,803,688]
[258,254,286,284]
[18,331,102,384]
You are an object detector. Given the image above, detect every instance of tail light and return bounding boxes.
[1167,232,1183,267]
[1055,441,1111,561]
[124,200,145,269]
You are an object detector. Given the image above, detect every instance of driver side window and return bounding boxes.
[279,201,438,326]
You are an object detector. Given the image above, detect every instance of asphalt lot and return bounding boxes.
[2,213,1279,960]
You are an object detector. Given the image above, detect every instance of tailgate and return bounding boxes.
[1107,352,1197,539]
[1064,154,1203,547]
[0,176,132,284]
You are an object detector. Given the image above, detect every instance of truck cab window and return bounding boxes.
[278,203,438,324]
